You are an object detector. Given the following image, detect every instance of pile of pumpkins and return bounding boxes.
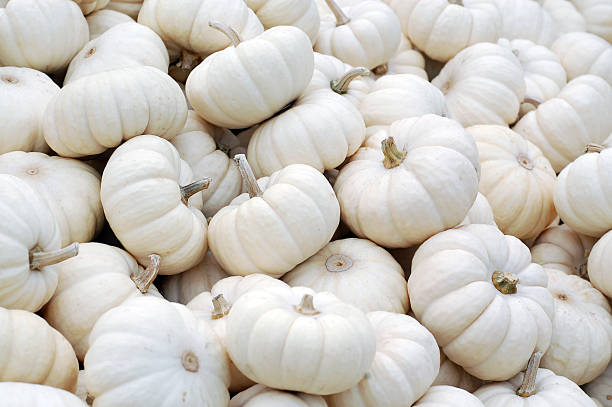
[2,0,612,405]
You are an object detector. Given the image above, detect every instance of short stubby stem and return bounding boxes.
[212,294,231,319]
[182,351,200,372]
[131,254,161,293]
[381,137,407,169]
[372,63,388,76]
[181,178,211,206]
[208,21,242,47]
[234,154,262,198]
[296,294,320,316]
[586,143,605,153]
[492,270,519,294]
[325,254,353,272]
[523,97,541,108]
[30,242,79,270]
[517,352,542,397]
[330,67,370,94]
[325,0,351,26]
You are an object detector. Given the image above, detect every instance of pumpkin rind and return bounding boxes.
[245,0,320,43]
[552,32,612,87]
[231,384,328,407]
[413,385,485,407]
[0,382,87,406]
[531,224,596,276]
[588,230,612,299]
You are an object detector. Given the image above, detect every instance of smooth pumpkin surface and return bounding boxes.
[584,362,612,407]
[104,0,142,18]
[85,9,133,40]
[414,385,485,407]
[231,384,327,407]
[589,230,612,299]
[245,0,320,42]
[487,0,557,46]
[531,224,596,276]
[552,32,612,87]
[456,192,497,228]
[0,382,87,406]
[433,353,483,392]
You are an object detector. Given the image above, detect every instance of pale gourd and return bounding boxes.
[572,0,612,42]
[84,296,229,407]
[381,0,502,62]
[42,242,161,360]
[408,224,554,381]
[64,22,169,84]
[326,312,439,407]
[0,383,87,407]
[208,155,340,277]
[187,24,313,129]
[552,32,612,86]
[210,273,291,302]
[588,230,612,299]
[0,67,59,155]
[540,0,586,34]
[487,0,558,46]
[457,192,497,228]
[104,0,142,18]
[359,74,448,127]
[0,0,89,73]
[467,125,557,240]
[86,9,133,39]
[72,0,109,14]
[432,42,526,127]
[531,224,596,276]
[433,353,484,392]
[245,0,320,43]
[540,268,612,384]
[584,362,612,407]
[231,384,328,407]
[226,286,376,395]
[513,75,612,173]
[0,175,79,312]
[335,115,480,248]
[101,135,209,275]
[43,66,188,158]
[315,0,401,71]
[385,35,428,79]
[170,111,242,217]
[282,238,409,314]
[0,152,104,246]
[414,386,485,407]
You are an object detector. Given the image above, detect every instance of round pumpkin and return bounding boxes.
[245,0,320,43]
[588,229,612,299]
[384,35,427,79]
[457,192,497,228]
[86,9,133,40]
[0,382,87,406]
[489,0,557,46]
[210,273,291,301]
[551,32,612,87]
[433,353,484,392]
[104,0,142,18]
[584,362,612,407]
[530,224,596,276]
[414,385,485,407]
[540,0,586,35]
[231,384,328,407]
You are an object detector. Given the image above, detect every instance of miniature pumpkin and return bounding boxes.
[414,385,485,407]
[245,0,320,43]
[433,353,484,392]
[530,224,596,276]
[551,32,612,86]
[488,0,558,46]
[571,0,612,42]
[588,230,612,299]
[540,0,586,35]
[231,384,328,407]
[584,362,612,407]
[457,192,497,228]
[384,35,427,79]
[104,0,142,18]
[210,273,291,301]
[0,383,87,406]
[85,9,133,39]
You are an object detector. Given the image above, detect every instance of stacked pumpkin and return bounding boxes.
[1,0,612,406]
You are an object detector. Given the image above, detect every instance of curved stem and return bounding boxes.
[234,154,262,198]
[381,137,407,169]
[30,242,79,270]
[325,0,351,26]
[181,178,211,205]
[131,254,161,294]
[211,294,231,319]
[372,63,388,76]
[586,143,605,153]
[523,97,541,108]
[330,67,370,94]
[492,270,519,294]
[517,352,542,397]
[296,294,320,315]
[208,21,242,47]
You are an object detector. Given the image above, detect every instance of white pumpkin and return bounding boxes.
[467,125,557,239]
[85,9,133,39]
[0,383,87,406]
[326,311,439,406]
[433,353,484,392]
[231,384,327,407]
[414,385,485,407]
[245,0,320,43]
[0,67,59,155]
[72,0,110,14]
[335,115,480,248]
[531,224,596,276]
[85,296,229,407]
[0,0,88,73]
[584,362,612,407]
[226,286,376,395]
[488,0,558,46]
[432,42,526,127]
[208,155,340,277]
[572,0,612,42]
[104,0,142,18]
[0,308,78,392]
[552,32,612,87]
[210,273,291,301]
[315,0,401,71]
[457,192,497,228]
[0,152,104,246]
[513,75,612,172]
[0,175,78,312]
[101,135,209,274]
[385,35,428,79]
[76,371,93,406]
[408,224,554,381]
[42,242,161,360]
[539,0,586,34]
[381,0,502,62]
[282,238,409,313]
[588,230,612,299]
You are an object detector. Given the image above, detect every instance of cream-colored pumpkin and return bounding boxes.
[0,175,79,312]
[245,0,320,43]
[384,35,427,79]
[72,0,110,14]
[76,371,93,405]
[0,67,59,155]
[0,308,78,392]
[408,224,554,381]
[359,74,448,127]
[584,362,612,407]
[468,125,557,240]
[42,242,161,360]
[187,25,313,129]
[531,224,596,276]
[43,66,187,158]
[552,32,612,87]
[282,238,409,313]
[226,286,376,395]
[86,9,133,39]
[335,115,480,248]
[101,135,209,275]
[326,311,439,406]
[488,0,558,46]
[572,0,612,42]
[231,384,327,407]
[513,75,612,172]
[64,22,168,84]
[588,230,612,299]
[208,156,340,277]
[381,0,502,62]
[170,111,242,217]
[0,152,104,246]
[541,269,612,384]
[315,0,401,71]
[0,383,87,406]
[0,0,88,73]
[85,296,229,407]
[432,42,526,127]
[414,386,485,407]
[433,353,484,392]
[104,0,142,18]
[539,0,586,34]
[210,273,291,301]
[457,192,497,228]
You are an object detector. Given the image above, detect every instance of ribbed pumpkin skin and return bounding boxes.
[0,382,87,406]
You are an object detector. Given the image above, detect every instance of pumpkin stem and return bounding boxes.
[296,294,320,315]
[492,270,519,294]
[182,351,200,372]
[30,242,79,270]
[381,137,407,169]
[180,178,211,205]
[208,21,242,47]
[131,254,161,294]
[234,154,262,198]
[325,254,353,272]
[372,63,388,76]
[325,0,351,26]
[175,49,202,71]
[330,67,370,94]
[516,352,542,397]
[211,294,231,319]
[523,97,541,108]
[586,143,604,153]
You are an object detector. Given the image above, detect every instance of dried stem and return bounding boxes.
[381,137,407,169]
[234,154,262,198]
[211,294,231,319]
[131,254,161,293]
[325,0,351,26]
[517,352,543,397]
[492,270,519,294]
[181,178,211,205]
[208,21,242,47]
[330,67,370,94]
[586,143,605,153]
[296,294,320,315]
[30,242,79,270]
